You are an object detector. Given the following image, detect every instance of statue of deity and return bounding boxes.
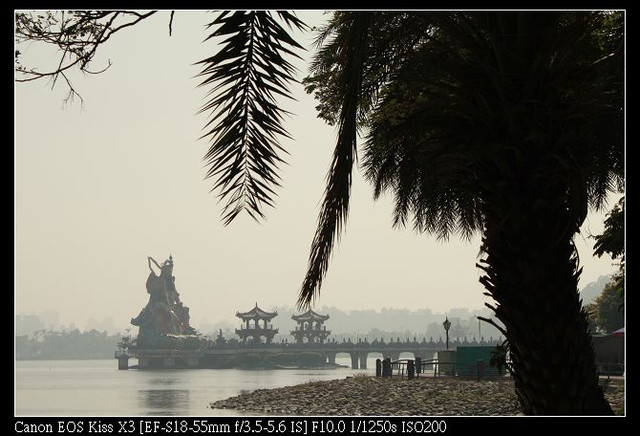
[131,255,196,339]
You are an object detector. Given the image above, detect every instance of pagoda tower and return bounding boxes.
[291,309,331,344]
[235,303,279,344]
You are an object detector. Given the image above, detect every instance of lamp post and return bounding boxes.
[443,317,451,351]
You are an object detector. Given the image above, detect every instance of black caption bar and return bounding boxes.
[10,416,625,435]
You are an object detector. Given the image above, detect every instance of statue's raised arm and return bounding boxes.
[148,256,162,275]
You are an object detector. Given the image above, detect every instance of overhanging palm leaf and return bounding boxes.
[298,13,373,308]
[196,11,306,224]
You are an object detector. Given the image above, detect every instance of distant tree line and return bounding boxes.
[15,313,121,336]
[587,195,625,335]
[16,329,124,360]
[585,282,623,334]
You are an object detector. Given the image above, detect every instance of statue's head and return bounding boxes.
[161,255,174,274]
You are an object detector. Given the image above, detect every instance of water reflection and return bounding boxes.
[148,375,181,386]
[16,359,374,416]
[137,389,190,415]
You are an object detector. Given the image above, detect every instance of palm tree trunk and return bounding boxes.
[478,165,613,415]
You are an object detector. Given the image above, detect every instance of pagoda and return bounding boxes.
[235,303,279,344]
[291,309,331,344]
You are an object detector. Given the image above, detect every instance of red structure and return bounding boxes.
[235,303,278,344]
[291,309,331,344]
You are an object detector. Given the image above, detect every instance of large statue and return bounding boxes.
[131,255,196,339]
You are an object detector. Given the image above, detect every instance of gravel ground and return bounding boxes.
[210,375,625,416]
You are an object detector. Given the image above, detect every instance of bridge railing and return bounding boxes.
[596,362,624,377]
[376,357,509,380]
[202,337,500,350]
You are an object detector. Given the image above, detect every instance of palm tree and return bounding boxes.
[296,11,623,415]
[202,11,623,415]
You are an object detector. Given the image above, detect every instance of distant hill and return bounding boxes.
[580,274,613,305]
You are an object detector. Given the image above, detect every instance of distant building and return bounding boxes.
[235,303,278,344]
[291,309,331,344]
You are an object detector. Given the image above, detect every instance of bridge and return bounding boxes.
[122,337,501,370]
[120,260,502,370]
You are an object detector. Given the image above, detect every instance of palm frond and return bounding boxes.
[298,12,372,308]
[362,36,487,240]
[196,11,307,225]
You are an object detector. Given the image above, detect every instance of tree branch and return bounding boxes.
[15,10,159,101]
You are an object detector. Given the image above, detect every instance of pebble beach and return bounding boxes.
[210,375,625,416]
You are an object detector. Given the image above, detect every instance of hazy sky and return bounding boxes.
[15,10,622,332]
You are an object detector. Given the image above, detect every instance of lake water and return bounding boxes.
[15,357,382,416]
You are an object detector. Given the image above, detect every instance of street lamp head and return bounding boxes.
[443,316,451,351]
[443,317,451,332]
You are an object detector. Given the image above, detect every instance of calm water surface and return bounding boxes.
[15,357,380,416]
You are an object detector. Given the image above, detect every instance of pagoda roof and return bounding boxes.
[236,303,278,320]
[291,308,330,322]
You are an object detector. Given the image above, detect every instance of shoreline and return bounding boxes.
[210,375,625,416]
